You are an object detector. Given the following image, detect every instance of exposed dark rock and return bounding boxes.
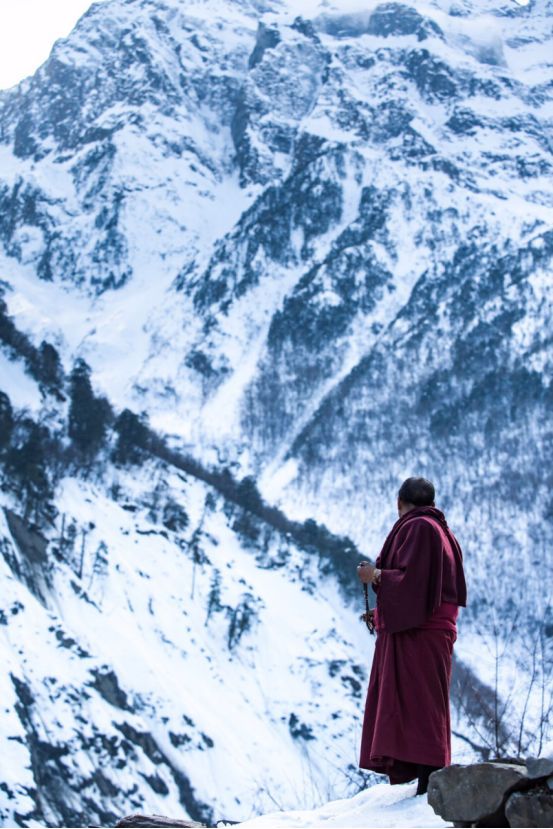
[49,624,91,658]
[10,673,120,827]
[138,773,170,796]
[113,722,214,825]
[367,3,444,40]
[81,769,120,798]
[89,668,132,711]
[405,48,457,103]
[446,107,484,135]
[2,508,51,605]
[505,788,553,828]
[248,23,281,69]
[315,4,443,41]
[3,508,47,565]
[168,732,192,748]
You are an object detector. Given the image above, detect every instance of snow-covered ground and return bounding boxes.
[237,782,449,828]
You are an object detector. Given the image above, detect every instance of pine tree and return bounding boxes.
[205,569,222,625]
[236,475,264,511]
[227,592,258,649]
[112,408,149,465]
[68,358,111,454]
[4,416,52,522]
[35,341,63,390]
[0,391,13,451]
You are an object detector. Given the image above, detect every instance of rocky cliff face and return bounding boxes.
[0,0,552,824]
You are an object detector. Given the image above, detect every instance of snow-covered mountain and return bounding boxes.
[0,446,372,825]
[0,0,552,825]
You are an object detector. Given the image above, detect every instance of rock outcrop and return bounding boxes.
[115,815,205,828]
[428,757,553,828]
[505,788,553,829]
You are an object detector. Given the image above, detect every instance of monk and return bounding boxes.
[357,477,467,796]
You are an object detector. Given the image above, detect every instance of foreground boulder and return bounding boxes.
[428,760,553,828]
[427,762,527,827]
[526,755,553,781]
[506,788,553,828]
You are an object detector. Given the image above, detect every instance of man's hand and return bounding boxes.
[357,561,381,585]
[361,609,375,628]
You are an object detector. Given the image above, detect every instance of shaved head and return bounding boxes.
[398,477,435,507]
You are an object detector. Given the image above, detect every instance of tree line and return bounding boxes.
[0,297,360,592]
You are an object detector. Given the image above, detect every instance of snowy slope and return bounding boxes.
[0,445,377,825]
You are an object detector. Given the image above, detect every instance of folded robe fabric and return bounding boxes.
[359,626,457,782]
[374,506,467,634]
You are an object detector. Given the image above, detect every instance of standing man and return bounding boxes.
[357,477,467,796]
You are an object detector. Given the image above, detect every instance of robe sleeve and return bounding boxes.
[377,518,443,634]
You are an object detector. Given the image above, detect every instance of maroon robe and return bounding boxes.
[359,506,467,784]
